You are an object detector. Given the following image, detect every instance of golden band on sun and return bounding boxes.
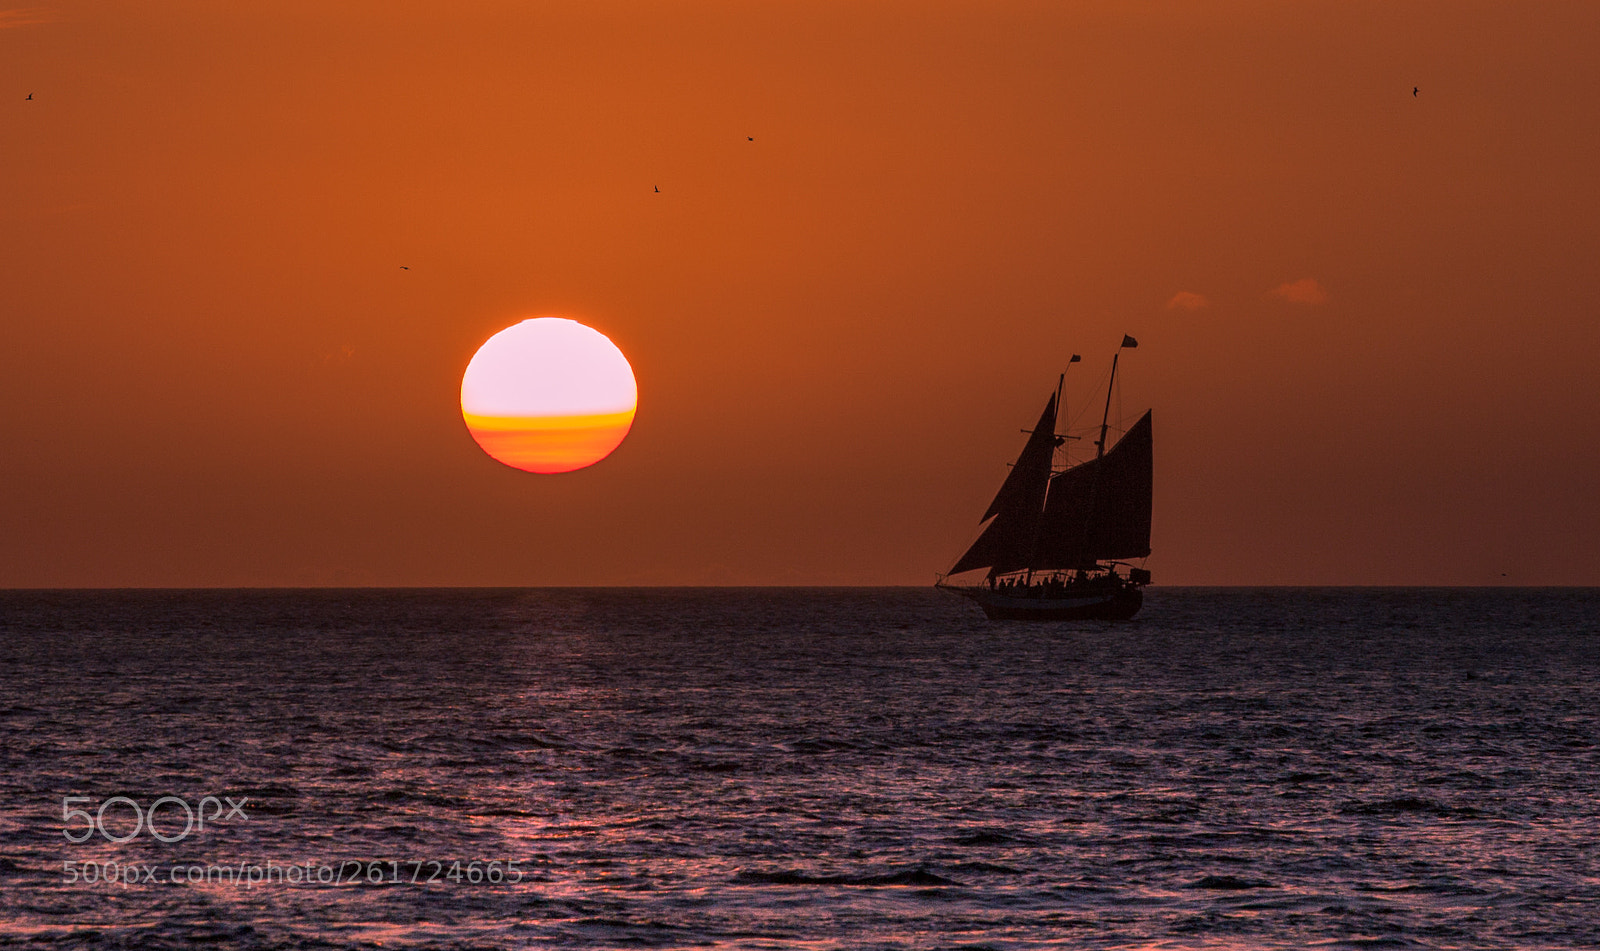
[460,318,638,474]
[461,409,636,474]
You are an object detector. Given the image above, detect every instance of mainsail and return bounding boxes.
[950,400,1152,576]
[1034,410,1152,568]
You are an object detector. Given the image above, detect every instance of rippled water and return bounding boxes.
[1,588,1597,949]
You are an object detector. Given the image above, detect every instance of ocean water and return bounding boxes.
[0,587,1596,950]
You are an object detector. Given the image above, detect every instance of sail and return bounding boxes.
[949,392,1058,575]
[1033,410,1152,568]
[980,394,1059,521]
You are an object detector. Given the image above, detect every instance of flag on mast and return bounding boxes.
[1069,354,1081,363]
[1120,335,1138,348]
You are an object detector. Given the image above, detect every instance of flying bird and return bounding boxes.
[747,136,753,141]
[1413,86,1418,97]
[400,266,409,270]
[653,185,659,193]
[25,93,32,101]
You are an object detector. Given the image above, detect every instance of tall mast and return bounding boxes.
[1096,353,1119,459]
[1053,373,1064,441]
[1025,371,1069,585]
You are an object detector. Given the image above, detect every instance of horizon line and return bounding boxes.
[3,584,1595,592]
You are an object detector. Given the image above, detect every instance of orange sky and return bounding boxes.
[3,1,1597,586]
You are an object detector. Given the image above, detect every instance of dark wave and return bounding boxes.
[1191,875,1273,890]
[949,829,1016,846]
[1340,797,1484,818]
[734,868,961,887]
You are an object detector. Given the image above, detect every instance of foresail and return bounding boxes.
[950,392,1058,575]
[949,511,1029,574]
[980,394,1058,522]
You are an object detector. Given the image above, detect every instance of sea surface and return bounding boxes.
[0,587,1596,950]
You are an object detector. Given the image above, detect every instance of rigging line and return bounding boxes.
[1061,364,1115,439]
[1059,362,1120,470]
[1114,358,1123,444]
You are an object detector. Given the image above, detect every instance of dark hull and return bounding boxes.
[948,585,1144,621]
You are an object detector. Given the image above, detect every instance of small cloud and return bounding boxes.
[1270,278,1329,305]
[1165,291,1209,311]
[0,8,57,29]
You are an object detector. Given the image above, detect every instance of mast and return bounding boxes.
[1053,373,1064,442]
[1027,371,1068,584]
[1096,353,1118,459]
[1058,354,1081,469]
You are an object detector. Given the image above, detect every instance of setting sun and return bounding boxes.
[460,318,637,474]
